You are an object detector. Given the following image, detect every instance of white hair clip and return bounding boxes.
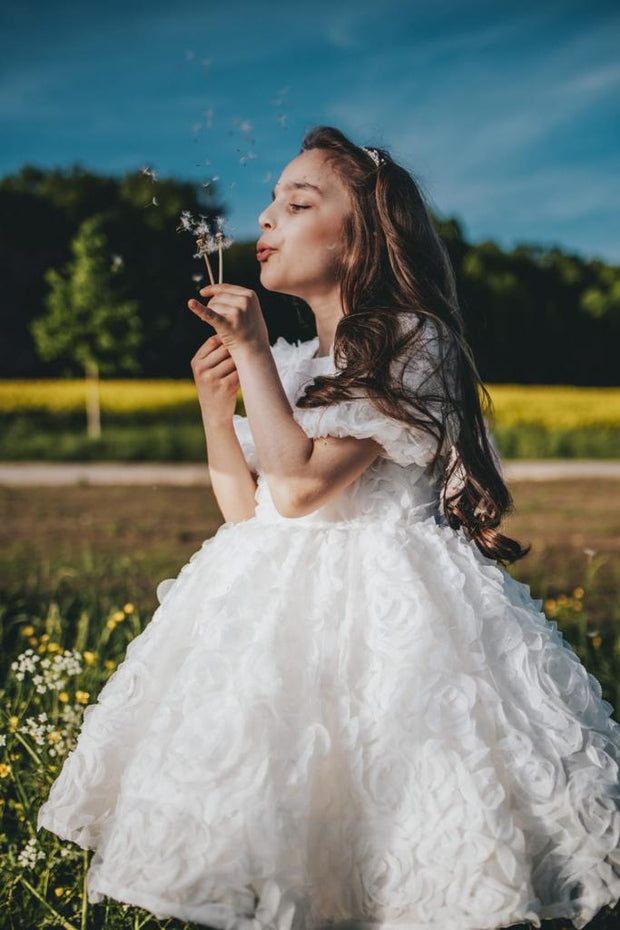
[360,146,385,168]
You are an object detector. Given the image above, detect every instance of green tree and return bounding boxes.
[30,214,142,438]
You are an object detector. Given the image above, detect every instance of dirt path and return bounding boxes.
[0,460,618,485]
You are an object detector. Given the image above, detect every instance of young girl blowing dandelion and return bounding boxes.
[37,126,620,930]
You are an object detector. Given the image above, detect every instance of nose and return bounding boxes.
[258,204,273,230]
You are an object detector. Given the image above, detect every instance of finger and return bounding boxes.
[187,298,227,328]
[194,340,231,364]
[199,283,251,298]
[193,334,224,360]
[195,354,238,378]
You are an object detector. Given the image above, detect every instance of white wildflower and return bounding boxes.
[17,838,46,870]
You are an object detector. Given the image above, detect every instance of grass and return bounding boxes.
[0,479,619,928]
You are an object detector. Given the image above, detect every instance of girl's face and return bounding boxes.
[257,149,352,303]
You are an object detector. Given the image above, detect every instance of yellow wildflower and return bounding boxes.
[574,601,582,612]
[37,645,47,654]
[75,691,90,704]
[41,633,50,643]
[573,586,584,598]
[112,610,125,622]
[592,636,603,650]
[106,619,117,630]
[123,603,135,614]
[8,716,19,730]
[13,802,23,810]
[47,731,61,744]
[28,637,38,647]
[22,625,35,637]
[58,692,69,703]
[0,763,11,778]
[544,599,556,611]
[104,660,116,671]
[83,651,96,665]
[54,888,65,898]
[10,753,20,761]
[47,642,61,653]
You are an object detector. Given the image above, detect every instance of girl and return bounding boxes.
[38,126,620,930]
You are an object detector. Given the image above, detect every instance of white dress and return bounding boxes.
[37,334,620,930]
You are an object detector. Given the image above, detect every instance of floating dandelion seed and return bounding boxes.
[191,121,202,134]
[204,108,214,128]
[144,196,159,208]
[140,165,159,182]
[110,254,124,272]
[276,113,288,128]
[262,171,273,183]
[237,119,253,134]
[239,151,257,166]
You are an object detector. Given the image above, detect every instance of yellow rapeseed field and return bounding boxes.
[0,380,619,428]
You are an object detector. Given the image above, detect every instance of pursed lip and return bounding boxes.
[256,246,277,262]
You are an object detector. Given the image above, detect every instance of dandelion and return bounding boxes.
[110,253,124,273]
[58,691,70,702]
[104,660,116,671]
[112,610,125,622]
[0,763,10,777]
[573,586,584,598]
[21,625,35,637]
[75,691,90,704]
[583,547,597,560]
[123,602,135,613]
[82,651,96,665]
[54,887,65,898]
[176,211,233,286]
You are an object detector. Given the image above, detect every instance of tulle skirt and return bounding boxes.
[37,513,620,930]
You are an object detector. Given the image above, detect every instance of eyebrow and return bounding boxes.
[271,181,323,199]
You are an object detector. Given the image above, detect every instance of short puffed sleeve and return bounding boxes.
[232,414,260,474]
[292,317,460,469]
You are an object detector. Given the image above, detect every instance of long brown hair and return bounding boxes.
[293,125,530,566]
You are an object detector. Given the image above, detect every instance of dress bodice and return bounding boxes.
[232,333,458,528]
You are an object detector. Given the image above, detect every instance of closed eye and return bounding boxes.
[290,204,309,212]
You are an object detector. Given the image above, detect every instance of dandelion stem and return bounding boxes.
[204,253,216,286]
[18,875,79,930]
[217,233,223,283]
[196,238,215,285]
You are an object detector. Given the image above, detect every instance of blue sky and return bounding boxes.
[1,0,619,264]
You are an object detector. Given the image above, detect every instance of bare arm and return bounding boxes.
[202,414,258,524]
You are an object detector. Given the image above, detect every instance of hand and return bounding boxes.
[190,332,239,423]
[187,283,270,359]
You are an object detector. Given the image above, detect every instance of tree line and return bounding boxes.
[1,164,618,385]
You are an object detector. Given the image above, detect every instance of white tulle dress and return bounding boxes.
[37,332,620,930]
